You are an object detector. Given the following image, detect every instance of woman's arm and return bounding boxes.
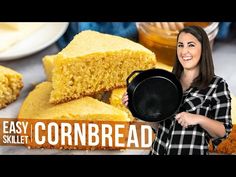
[176,78,232,142]
[197,115,225,138]
[175,112,226,138]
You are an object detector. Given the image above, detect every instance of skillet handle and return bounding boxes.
[126,70,144,86]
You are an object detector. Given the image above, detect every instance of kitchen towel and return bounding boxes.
[57,22,138,49]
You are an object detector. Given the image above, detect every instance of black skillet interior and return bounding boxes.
[127,69,183,122]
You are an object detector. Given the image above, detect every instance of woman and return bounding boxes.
[122,26,232,155]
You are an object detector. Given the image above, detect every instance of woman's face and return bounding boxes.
[177,32,202,71]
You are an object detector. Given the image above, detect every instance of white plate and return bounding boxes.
[0,22,69,60]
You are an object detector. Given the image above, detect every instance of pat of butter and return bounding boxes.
[0,22,45,52]
[0,23,25,30]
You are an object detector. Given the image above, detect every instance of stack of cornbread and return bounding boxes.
[18,30,157,149]
[18,82,129,122]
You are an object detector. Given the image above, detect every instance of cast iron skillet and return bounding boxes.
[126,68,183,122]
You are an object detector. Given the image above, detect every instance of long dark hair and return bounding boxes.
[172,25,214,90]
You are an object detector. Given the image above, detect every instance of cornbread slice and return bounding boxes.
[0,65,23,109]
[18,82,129,121]
[42,54,114,103]
[42,55,56,81]
[49,30,157,104]
[109,88,134,121]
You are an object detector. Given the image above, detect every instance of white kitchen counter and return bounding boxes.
[0,146,150,155]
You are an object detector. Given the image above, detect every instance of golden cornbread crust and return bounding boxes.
[49,30,157,104]
[0,65,23,109]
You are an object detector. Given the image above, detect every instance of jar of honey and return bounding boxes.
[136,22,219,66]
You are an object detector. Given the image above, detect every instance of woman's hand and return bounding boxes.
[175,112,200,128]
[122,92,129,107]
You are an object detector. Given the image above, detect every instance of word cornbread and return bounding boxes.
[49,30,157,104]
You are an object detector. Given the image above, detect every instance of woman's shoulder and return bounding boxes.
[211,75,231,94]
[211,75,228,85]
